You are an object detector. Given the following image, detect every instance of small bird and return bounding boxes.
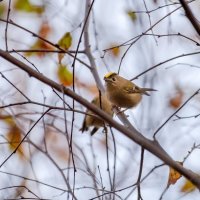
[104,72,156,108]
[80,94,113,135]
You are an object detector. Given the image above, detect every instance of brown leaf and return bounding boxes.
[169,86,184,109]
[111,46,120,57]
[7,124,24,158]
[57,64,73,86]
[0,114,25,158]
[25,22,54,57]
[0,115,15,125]
[167,162,183,186]
[39,22,51,38]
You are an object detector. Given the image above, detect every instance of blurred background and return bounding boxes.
[0,0,200,199]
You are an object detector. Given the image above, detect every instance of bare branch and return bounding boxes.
[179,0,200,35]
[1,49,200,189]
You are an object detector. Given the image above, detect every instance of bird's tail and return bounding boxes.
[79,118,88,133]
[140,88,157,96]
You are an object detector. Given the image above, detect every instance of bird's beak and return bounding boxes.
[104,77,111,82]
[136,88,157,96]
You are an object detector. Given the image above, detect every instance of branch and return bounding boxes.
[84,0,104,92]
[1,49,200,188]
[179,0,200,35]
[5,0,11,51]
[131,51,200,80]
[0,18,90,69]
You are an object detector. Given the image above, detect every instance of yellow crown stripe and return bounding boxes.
[104,72,117,78]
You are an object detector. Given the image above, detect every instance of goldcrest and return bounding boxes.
[104,72,156,108]
[80,94,113,135]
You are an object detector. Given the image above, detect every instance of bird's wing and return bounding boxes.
[124,87,134,94]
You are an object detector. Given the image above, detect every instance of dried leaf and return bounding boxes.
[14,0,44,14]
[169,87,183,109]
[57,32,72,63]
[25,23,54,57]
[39,22,51,38]
[167,162,183,186]
[111,46,120,57]
[127,10,137,22]
[57,64,73,86]
[58,32,72,50]
[7,124,24,157]
[181,179,196,193]
[0,3,6,17]
[0,115,15,125]
[0,115,25,158]
[25,41,54,57]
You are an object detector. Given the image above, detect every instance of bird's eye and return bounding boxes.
[112,77,116,81]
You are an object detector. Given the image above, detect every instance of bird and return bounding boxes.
[104,72,156,109]
[80,94,113,135]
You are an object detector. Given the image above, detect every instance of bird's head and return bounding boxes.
[104,72,119,87]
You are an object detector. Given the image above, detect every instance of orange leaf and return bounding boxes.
[181,179,196,193]
[169,87,183,109]
[7,125,23,155]
[25,23,54,57]
[57,64,73,86]
[107,44,120,57]
[0,114,25,158]
[0,115,15,125]
[111,46,120,57]
[25,39,54,57]
[167,162,183,186]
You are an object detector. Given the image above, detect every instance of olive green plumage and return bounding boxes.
[104,72,156,108]
[80,95,113,135]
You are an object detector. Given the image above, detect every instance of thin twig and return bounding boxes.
[0,72,30,101]
[0,18,91,69]
[131,51,200,80]
[118,4,184,74]
[153,89,200,138]
[0,109,51,168]
[5,0,11,51]
[1,49,200,188]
